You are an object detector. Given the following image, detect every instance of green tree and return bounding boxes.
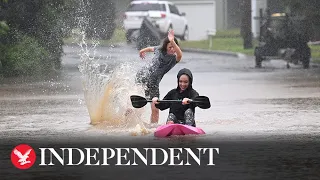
[0,0,116,77]
[0,0,9,36]
[0,0,65,76]
[240,0,253,49]
[281,0,320,40]
[4,0,65,70]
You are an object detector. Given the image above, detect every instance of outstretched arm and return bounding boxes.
[139,47,155,59]
[168,30,182,62]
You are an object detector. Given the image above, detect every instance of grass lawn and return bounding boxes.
[180,37,256,55]
[310,46,320,63]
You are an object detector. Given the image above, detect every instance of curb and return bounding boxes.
[64,40,242,58]
[181,48,244,58]
[182,47,320,66]
[64,42,320,67]
[310,60,320,68]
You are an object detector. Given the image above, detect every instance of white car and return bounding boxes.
[123,0,189,42]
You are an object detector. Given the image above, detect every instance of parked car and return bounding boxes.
[123,0,189,43]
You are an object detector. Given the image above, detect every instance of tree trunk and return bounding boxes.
[241,0,253,49]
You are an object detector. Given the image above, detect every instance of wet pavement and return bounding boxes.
[1,43,320,180]
[0,43,320,140]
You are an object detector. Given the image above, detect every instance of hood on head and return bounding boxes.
[177,68,193,86]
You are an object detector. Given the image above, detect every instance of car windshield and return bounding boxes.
[127,3,166,12]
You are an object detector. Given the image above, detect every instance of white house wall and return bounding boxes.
[170,0,216,40]
[251,0,267,38]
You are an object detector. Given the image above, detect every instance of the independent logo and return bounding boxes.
[11,144,36,169]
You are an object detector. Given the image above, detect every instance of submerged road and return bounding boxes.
[1,43,320,180]
[0,43,319,140]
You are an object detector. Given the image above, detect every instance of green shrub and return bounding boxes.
[2,34,51,77]
[2,0,65,70]
[0,21,9,36]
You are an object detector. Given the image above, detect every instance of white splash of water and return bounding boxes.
[73,0,151,133]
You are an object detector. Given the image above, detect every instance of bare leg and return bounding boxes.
[150,103,159,123]
[146,83,160,124]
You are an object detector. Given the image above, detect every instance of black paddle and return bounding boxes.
[130,95,211,109]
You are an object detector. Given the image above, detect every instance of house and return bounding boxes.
[168,0,267,40]
[169,0,217,40]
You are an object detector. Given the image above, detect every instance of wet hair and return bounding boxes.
[160,37,179,54]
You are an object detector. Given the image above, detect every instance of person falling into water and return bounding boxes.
[135,30,183,124]
[151,68,199,127]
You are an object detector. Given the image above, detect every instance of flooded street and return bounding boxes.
[1,44,320,180]
[2,0,320,178]
[0,44,320,140]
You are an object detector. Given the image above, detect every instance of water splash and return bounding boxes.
[74,0,150,131]
[81,63,147,127]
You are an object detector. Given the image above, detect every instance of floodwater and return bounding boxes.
[0,43,320,141]
[1,43,320,180]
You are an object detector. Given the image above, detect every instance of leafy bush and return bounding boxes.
[2,33,51,77]
[0,21,9,35]
[2,0,65,70]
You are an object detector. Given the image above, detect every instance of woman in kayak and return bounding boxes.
[136,30,182,124]
[151,68,199,127]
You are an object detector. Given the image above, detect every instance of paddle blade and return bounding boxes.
[194,96,211,109]
[130,95,148,108]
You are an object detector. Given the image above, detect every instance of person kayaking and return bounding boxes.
[135,29,183,124]
[151,68,199,127]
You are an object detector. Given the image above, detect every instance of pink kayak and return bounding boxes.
[154,124,205,137]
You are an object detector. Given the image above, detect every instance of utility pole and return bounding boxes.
[240,0,253,49]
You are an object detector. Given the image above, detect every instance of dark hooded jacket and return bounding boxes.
[155,68,199,121]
